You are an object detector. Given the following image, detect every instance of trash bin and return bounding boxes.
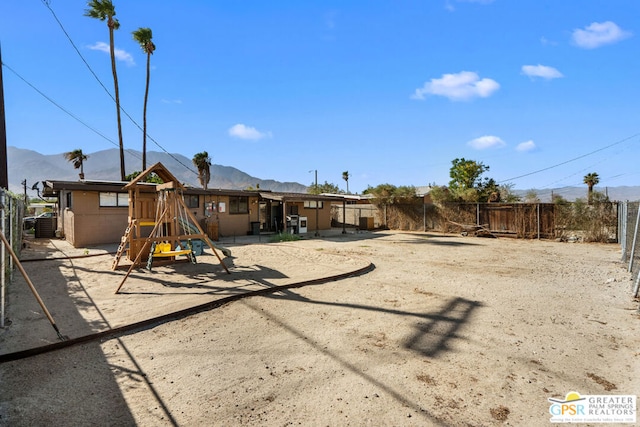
[250,221,260,235]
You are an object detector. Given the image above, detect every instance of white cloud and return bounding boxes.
[467,135,506,150]
[88,42,135,66]
[228,124,271,140]
[516,140,536,152]
[412,71,499,101]
[572,21,631,49]
[521,64,563,80]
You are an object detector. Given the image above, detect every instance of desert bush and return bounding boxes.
[554,195,617,242]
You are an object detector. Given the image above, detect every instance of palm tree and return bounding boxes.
[64,149,89,180]
[132,27,155,171]
[342,170,350,194]
[84,0,125,180]
[192,151,212,190]
[583,172,600,204]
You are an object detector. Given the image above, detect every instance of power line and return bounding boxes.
[40,0,199,177]
[1,61,139,159]
[498,133,639,184]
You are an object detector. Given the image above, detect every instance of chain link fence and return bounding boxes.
[1,188,25,328]
[619,201,640,301]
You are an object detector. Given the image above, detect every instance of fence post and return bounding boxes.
[423,203,426,232]
[620,202,627,259]
[537,203,541,240]
[627,203,640,272]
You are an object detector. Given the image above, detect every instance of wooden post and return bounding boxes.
[0,230,66,339]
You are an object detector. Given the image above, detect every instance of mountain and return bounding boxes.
[7,146,307,196]
[513,187,640,203]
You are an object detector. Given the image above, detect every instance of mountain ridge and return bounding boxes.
[6,146,640,202]
[7,146,307,197]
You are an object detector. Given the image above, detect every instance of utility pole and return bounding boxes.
[0,44,8,190]
[21,179,27,205]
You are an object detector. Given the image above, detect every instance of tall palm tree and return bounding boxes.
[132,27,155,171]
[84,0,125,180]
[192,151,212,190]
[342,170,350,194]
[583,172,600,204]
[64,149,89,180]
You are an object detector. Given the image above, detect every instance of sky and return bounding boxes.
[2,0,640,194]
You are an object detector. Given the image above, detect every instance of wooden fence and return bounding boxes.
[333,201,619,241]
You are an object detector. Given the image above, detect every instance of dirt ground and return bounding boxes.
[0,230,638,426]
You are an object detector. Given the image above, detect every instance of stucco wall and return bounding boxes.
[61,189,334,247]
[66,191,128,247]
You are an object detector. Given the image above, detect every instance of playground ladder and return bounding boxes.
[111,221,134,270]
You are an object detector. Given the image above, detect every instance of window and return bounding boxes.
[229,196,249,214]
[99,192,129,207]
[184,195,199,208]
[65,192,72,209]
[304,200,323,209]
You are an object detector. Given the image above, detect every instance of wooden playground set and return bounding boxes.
[112,163,230,293]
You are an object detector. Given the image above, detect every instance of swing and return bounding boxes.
[114,162,230,294]
[145,189,197,270]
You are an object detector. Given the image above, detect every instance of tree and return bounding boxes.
[308,181,340,195]
[125,171,163,183]
[449,158,489,191]
[342,171,350,194]
[499,183,522,203]
[85,0,125,180]
[192,151,212,190]
[364,184,416,205]
[132,27,155,171]
[63,149,88,179]
[524,190,540,203]
[583,172,600,204]
[448,158,494,202]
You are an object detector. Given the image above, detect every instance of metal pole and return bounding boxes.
[423,202,426,232]
[620,201,627,259]
[342,198,346,234]
[314,170,319,236]
[628,203,640,272]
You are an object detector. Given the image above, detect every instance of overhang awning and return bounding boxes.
[258,192,341,202]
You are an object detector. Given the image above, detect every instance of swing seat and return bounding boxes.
[152,242,192,257]
[152,249,193,258]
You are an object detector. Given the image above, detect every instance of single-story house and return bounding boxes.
[42,175,342,248]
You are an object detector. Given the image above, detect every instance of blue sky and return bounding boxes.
[2,0,640,193]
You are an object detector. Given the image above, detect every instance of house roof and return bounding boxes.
[43,179,135,195]
[258,192,342,202]
[123,162,184,191]
[42,179,340,202]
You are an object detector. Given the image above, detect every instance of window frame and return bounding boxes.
[99,192,129,207]
[229,196,249,214]
[184,194,199,209]
[304,200,323,209]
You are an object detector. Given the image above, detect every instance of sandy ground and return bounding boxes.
[0,230,638,426]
